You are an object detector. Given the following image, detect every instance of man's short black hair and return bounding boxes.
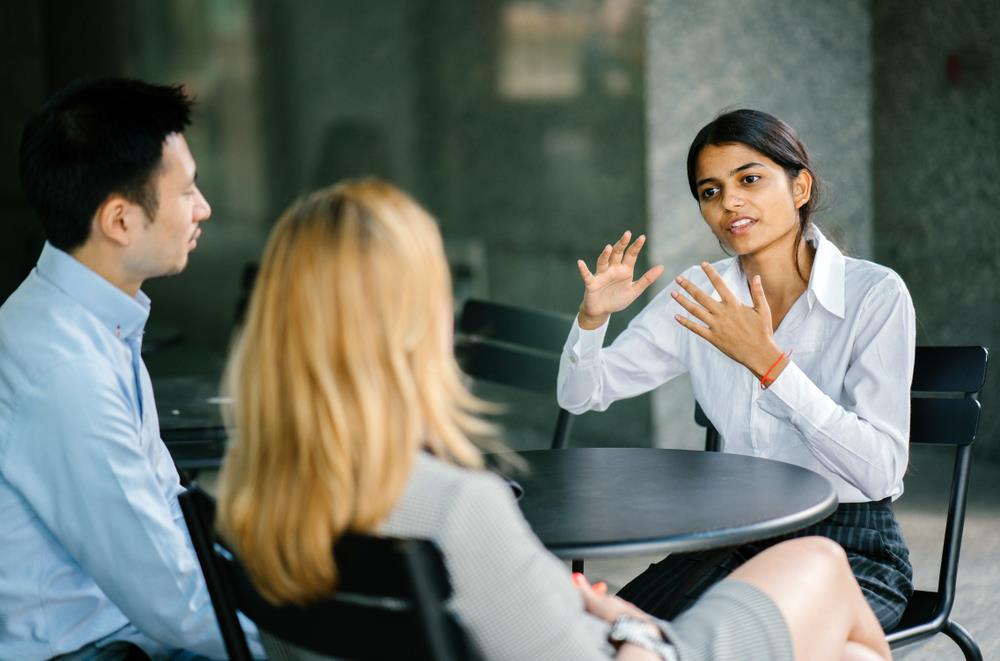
[18,78,194,252]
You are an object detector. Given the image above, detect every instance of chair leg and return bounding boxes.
[551,410,574,449]
[942,619,982,661]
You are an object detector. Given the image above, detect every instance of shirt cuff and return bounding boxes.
[566,314,610,364]
[756,360,821,425]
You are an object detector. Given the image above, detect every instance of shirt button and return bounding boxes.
[569,354,578,365]
[115,325,121,338]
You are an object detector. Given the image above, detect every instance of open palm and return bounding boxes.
[577,231,664,326]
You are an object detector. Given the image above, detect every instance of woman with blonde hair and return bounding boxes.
[216,179,891,660]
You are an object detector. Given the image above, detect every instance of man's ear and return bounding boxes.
[792,169,814,210]
[93,195,137,247]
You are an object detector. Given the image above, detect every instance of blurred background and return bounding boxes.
[5,0,998,455]
[1,1,997,657]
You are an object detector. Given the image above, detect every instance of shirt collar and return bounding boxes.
[804,225,846,318]
[36,242,151,339]
[715,224,845,318]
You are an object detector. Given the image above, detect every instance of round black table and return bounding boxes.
[493,447,837,560]
[154,375,229,473]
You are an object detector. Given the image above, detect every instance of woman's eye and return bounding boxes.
[742,174,760,184]
[700,187,719,200]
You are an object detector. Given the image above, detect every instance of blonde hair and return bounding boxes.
[217,179,492,604]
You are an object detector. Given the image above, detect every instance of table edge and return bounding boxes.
[543,487,839,559]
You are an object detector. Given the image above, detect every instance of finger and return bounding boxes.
[574,582,617,622]
[670,289,713,326]
[622,233,645,269]
[610,230,631,265]
[595,244,613,274]
[572,573,600,609]
[700,261,737,304]
[751,274,774,330]
[617,597,652,621]
[750,274,770,312]
[573,574,607,605]
[675,275,719,312]
[577,259,595,286]
[674,313,712,341]
[632,264,664,296]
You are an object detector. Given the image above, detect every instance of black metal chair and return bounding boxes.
[693,401,721,452]
[884,346,987,659]
[179,485,475,661]
[454,298,576,449]
[694,346,988,660]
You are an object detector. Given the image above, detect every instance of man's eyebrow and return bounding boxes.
[696,162,765,188]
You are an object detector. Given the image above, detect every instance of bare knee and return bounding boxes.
[729,536,847,592]
[728,537,876,661]
[776,536,847,565]
[732,537,853,595]
[777,536,854,592]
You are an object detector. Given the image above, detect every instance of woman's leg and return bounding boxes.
[842,641,889,661]
[726,536,890,661]
[798,503,912,630]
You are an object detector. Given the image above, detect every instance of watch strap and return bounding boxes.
[608,615,678,661]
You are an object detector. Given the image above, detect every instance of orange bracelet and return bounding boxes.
[760,350,791,389]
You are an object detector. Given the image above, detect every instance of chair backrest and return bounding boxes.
[454,298,575,448]
[179,485,473,661]
[906,346,987,621]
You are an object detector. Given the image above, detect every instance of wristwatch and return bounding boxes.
[608,615,678,661]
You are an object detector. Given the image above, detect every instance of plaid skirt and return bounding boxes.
[616,498,913,630]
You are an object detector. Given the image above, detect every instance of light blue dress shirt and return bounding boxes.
[0,243,257,660]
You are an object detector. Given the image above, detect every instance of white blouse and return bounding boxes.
[557,226,915,503]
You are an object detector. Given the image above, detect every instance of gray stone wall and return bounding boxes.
[874,0,1000,461]
[646,0,873,448]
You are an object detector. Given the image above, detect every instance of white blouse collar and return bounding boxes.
[716,224,846,319]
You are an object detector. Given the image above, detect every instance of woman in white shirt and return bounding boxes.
[558,109,914,630]
[216,179,891,660]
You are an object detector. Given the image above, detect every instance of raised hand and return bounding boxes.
[577,231,664,330]
[671,262,785,379]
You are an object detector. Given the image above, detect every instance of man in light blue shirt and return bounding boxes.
[0,79,259,660]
